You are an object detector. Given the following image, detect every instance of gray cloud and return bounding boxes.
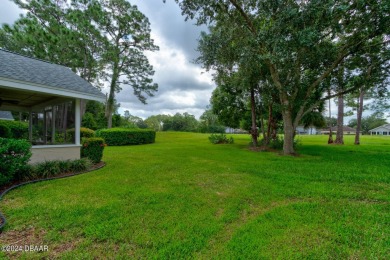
[133,0,206,61]
[0,1,25,25]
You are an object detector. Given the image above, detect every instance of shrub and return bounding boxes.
[0,120,28,139]
[58,160,72,173]
[30,158,92,179]
[209,134,234,144]
[33,160,61,178]
[13,164,34,182]
[95,128,156,146]
[0,124,11,138]
[69,158,92,172]
[0,137,32,186]
[260,136,300,150]
[81,137,105,163]
[82,112,98,130]
[66,127,95,142]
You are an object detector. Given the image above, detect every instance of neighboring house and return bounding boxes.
[0,49,105,164]
[296,125,319,135]
[368,124,390,136]
[320,126,356,135]
[225,127,247,134]
[0,110,14,120]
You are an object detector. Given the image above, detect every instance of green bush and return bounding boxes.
[81,137,105,163]
[82,112,98,130]
[69,158,92,172]
[66,127,95,142]
[31,158,92,179]
[209,134,234,144]
[0,124,11,138]
[0,120,28,139]
[260,136,300,150]
[33,160,61,178]
[0,137,32,186]
[95,128,156,146]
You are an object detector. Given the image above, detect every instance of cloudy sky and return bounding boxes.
[0,0,215,119]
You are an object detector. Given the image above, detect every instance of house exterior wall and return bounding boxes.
[30,145,81,164]
[369,127,390,135]
[296,126,318,135]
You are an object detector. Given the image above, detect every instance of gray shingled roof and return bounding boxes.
[0,49,105,99]
[369,124,390,132]
[0,111,14,120]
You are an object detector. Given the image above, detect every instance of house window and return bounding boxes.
[383,132,388,135]
[31,101,75,145]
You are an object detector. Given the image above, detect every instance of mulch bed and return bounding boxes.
[0,162,105,195]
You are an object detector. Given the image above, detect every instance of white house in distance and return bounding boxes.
[320,126,356,135]
[368,124,390,136]
[0,49,105,163]
[296,125,319,135]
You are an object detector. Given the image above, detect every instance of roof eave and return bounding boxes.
[369,125,390,132]
[0,77,106,102]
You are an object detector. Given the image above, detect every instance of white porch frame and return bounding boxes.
[27,98,82,163]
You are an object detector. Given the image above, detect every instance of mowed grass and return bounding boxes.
[0,132,389,259]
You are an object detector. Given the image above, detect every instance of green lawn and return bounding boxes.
[0,132,389,259]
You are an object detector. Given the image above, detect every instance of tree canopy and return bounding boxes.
[173,0,389,154]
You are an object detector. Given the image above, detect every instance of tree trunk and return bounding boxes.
[354,87,364,145]
[271,118,277,140]
[260,107,266,144]
[282,110,296,155]
[250,87,258,146]
[327,98,333,144]
[106,86,115,128]
[265,103,273,145]
[80,100,87,118]
[106,62,119,128]
[335,94,344,144]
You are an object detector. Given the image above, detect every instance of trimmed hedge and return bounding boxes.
[81,137,105,163]
[0,120,28,139]
[66,127,95,142]
[0,137,32,186]
[95,128,156,146]
[0,124,11,138]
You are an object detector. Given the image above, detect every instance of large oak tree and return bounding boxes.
[173,0,389,154]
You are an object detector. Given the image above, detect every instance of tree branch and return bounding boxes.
[229,0,256,35]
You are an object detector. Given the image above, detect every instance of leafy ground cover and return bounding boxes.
[0,132,389,259]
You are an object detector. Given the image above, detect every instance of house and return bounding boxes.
[225,127,247,134]
[320,126,356,135]
[296,125,319,135]
[0,111,14,120]
[0,49,105,163]
[368,124,390,136]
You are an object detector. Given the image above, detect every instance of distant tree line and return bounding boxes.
[80,102,226,134]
